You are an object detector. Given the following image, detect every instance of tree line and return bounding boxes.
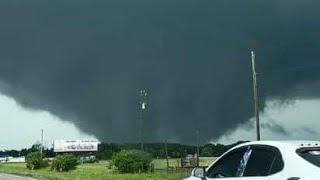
[0,141,248,160]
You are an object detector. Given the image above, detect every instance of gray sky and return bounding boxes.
[0,92,95,150]
[217,99,320,144]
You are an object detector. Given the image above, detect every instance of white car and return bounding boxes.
[185,141,320,180]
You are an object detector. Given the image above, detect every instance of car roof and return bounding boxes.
[233,140,320,150]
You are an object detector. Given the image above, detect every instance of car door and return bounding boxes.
[239,145,285,180]
[204,145,285,180]
[205,147,248,179]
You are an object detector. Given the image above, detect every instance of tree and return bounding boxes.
[26,151,48,170]
[200,146,214,157]
[112,150,152,173]
[51,154,78,172]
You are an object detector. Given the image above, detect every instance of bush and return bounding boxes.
[96,150,113,160]
[112,150,152,173]
[51,154,78,172]
[200,146,214,157]
[26,151,48,170]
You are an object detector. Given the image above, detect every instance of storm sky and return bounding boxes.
[0,0,320,147]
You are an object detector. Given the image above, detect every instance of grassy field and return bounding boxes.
[152,157,215,169]
[0,157,216,180]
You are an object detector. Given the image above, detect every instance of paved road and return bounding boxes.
[0,173,36,180]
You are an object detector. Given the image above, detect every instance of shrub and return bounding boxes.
[112,150,152,173]
[41,159,49,168]
[26,151,48,170]
[51,154,78,172]
[200,146,214,157]
[96,150,113,160]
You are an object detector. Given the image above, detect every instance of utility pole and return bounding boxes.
[40,129,44,158]
[139,89,147,151]
[164,140,169,169]
[251,51,261,141]
[196,129,200,166]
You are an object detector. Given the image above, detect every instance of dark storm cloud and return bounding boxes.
[0,0,319,143]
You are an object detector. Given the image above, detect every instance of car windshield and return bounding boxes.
[297,148,320,167]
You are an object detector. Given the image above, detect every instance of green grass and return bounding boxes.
[0,158,216,180]
[198,157,216,167]
[152,158,180,169]
[152,157,215,169]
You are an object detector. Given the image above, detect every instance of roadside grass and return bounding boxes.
[152,157,215,169]
[0,158,216,180]
[198,157,216,166]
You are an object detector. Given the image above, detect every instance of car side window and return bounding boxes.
[270,153,284,174]
[243,146,284,177]
[206,148,246,178]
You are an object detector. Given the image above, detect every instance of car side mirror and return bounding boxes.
[193,167,206,180]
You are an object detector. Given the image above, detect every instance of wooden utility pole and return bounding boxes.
[164,140,169,169]
[40,129,44,158]
[196,129,200,166]
[251,51,261,141]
